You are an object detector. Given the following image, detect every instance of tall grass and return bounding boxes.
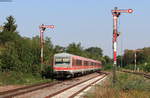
[84,72,150,98]
[0,71,52,86]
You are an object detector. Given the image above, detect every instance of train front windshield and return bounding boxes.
[55,57,70,65]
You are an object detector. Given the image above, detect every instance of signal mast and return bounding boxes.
[39,24,54,71]
[111,7,133,83]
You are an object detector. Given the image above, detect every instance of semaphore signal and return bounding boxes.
[111,7,133,84]
[112,9,133,13]
[39,24,55,71]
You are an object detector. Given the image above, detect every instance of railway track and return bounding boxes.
[46,73,107,98]
[0,81,61,98]
[121,70,150,79]
[0,72,108,98]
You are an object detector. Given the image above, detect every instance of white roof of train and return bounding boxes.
[54,53,101,63]
[54,53,73,57]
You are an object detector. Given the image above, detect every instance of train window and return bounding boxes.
[91,62,94,66]
[72,59,76,65]
[55,58,62,62]
[63,58,70,62]
[88,61,90,66]
[76,59,82,65]
[87,62,89,65]
[84,61,88,66]
[55,57,70,65]
[87,61,89,66]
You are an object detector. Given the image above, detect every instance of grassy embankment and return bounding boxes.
[0,71,52,86]
[84,72,150,98]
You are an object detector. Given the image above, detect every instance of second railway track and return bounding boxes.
[121,70,150,79]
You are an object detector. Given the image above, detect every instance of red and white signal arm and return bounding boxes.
[40,25,55,29]
[112,9,133,13]
[127,9,133,13]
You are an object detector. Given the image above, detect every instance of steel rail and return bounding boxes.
[0,81,61,98]
[46,73,108,98]
[0,72,102,98]
[121,70,150,79]
[69,75,107,98]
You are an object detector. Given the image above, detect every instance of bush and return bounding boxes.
[42,65,53,78]
[0,71,52,85]
[143,63,150,72]
[124,64,135,70]
[84,72,150,98]
[112,72,150,91]
[103,64,113,70]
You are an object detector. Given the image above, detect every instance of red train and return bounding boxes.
[53,53,102,78]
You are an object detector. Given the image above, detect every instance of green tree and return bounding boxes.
[136,51,146,64]
[43,37,54,65]
[143,47,150,63]
[85,47,103,57]
[104,55,112,64]
[0,15,20,44]
[3,16,17,32]
[54,45,65,53]
[122,48,150,67]
[123,49,134,65]
[85,47,103,60]
[66,42,83,56]
[30,36,41,65]
[117,55,123,67]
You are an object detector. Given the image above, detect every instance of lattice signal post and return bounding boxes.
[39,24,54,71]
[111,7,133,84]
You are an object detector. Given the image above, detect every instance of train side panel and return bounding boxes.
[53,53,102,78]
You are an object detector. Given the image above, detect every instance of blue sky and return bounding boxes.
[0,0,150,57]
